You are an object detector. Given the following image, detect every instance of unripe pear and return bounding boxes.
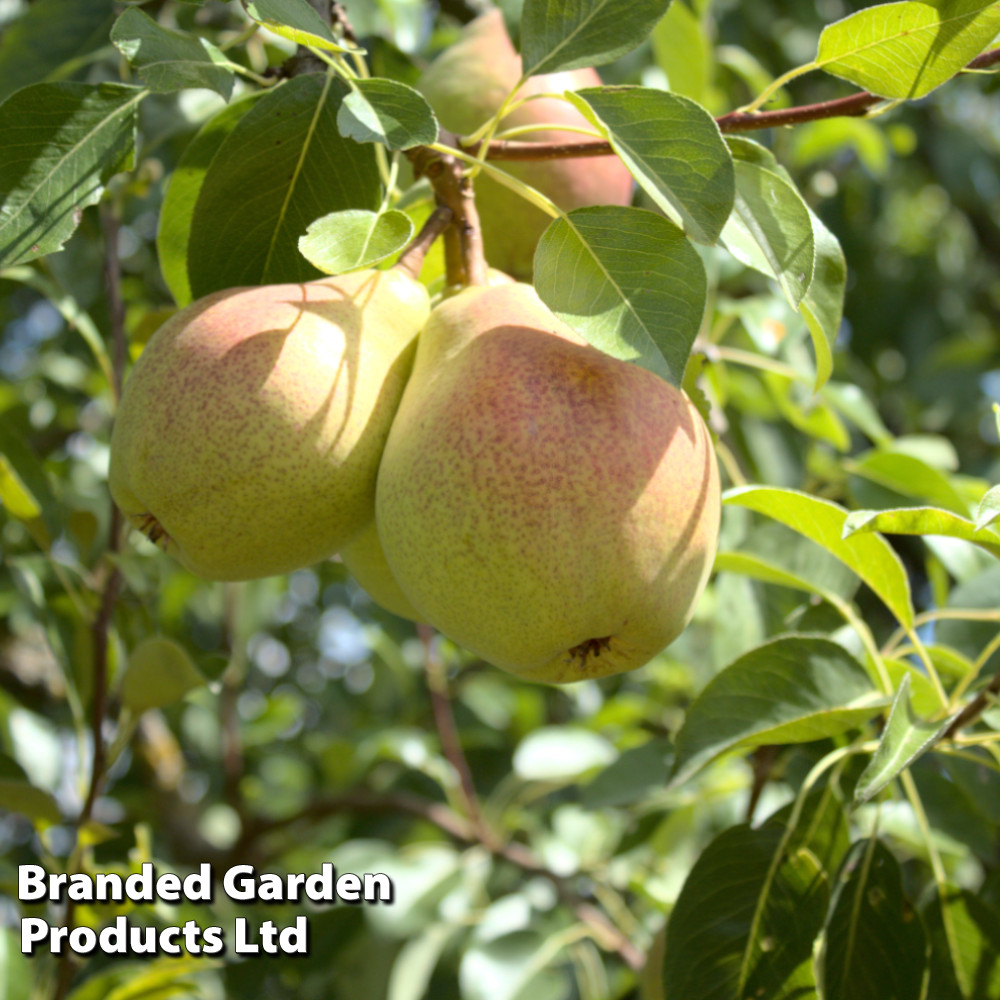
[341,520,422,621]
[376,283,720,684]
[417,10,634,279]
[109,268,429,581]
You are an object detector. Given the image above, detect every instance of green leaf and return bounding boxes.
[338,78,437,150]
[299,208,413,272]
[854,674,955,804]
[821,382,893,445]
[843,506,1000,560]
[671,634,883,787]
[67,957,221,1000]
[459,932,568,1000]
[721,159,816,308]
[0,82,143,267]
[388,924,455,1000]
[513,726,617,782]
[582,739,672,808]
[157,91,265,306]
[817,0,1000,100]
[244,0,351,52]
[110,7,234,100]
[976,484,1000,530]
[651,0,713,103]
[724,486,915,628]
[661,823,828,1000]
[0,426,62,546]
[800,209,846,392]
[848,449,971,515]
[0,0,114,104]
[520,0,672,75]
[715,520,860,604]
[0,755,62,824]
[119,637,205,713]
[534,205,707,385]
[924,886,1000,999]
[187,73,380,297]
[0,929,32,1000]
[818,839,928,1000]
[568,86,734,245]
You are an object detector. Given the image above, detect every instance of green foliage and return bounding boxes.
[2,0,1000,998]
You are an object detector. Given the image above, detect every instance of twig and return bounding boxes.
[53,204,127,1000]
[240,786,644,969]
[467,46,1000,161]
[417,623,489,840]
[395,205,454,279]
[944,669,1000,739]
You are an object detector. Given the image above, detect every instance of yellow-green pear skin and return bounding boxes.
[417,10,633,280]
[109,268,429,581]
[375,283,721,684]
[341,520,423,621]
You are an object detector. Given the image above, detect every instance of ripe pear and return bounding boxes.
[109,268,429,581]
[417,10,634,279]
[375,283,720,684]
[341,520,422,621]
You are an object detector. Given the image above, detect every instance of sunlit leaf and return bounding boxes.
[817,0,1000,100]
[534,205,706,385]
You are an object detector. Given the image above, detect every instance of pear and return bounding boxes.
[110,268,429,581]
[341,520,422,621]
[375,283,720,684]
[417,10,634,280]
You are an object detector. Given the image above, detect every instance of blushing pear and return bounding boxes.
[341,520,422,621]
[375,283,720,684]
[417,10,634,279]
[109,268,429,581]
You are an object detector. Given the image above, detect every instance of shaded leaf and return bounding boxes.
[582,739,672,808]
[157,91,265,305]
[661,823,828,1000]
[0,82,143,267]
[854,674,955,804]
[924,886,1000,1000]
[111,7,234,100]
[0,0,114,104]
[187,73,380,297]
[800,209,846,392]
[819,839,929,1000]
[521,0,672,75]
[817,0,1000,100]
[671,634,882,787]
[848,448,971,515]
[569,86,734,245]
[338,78,437,150]
[534,205,706,385]
[724,486,915,628]
[721,159,815,308]
[299,209,413,272]
[119,637,205,713]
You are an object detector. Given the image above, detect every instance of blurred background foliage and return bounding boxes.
[1,1,999,998]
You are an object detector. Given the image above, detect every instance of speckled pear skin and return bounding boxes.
[375,283,720,684]
[341,519,423,621]
[417,10,634,280]
[109,268,429,581]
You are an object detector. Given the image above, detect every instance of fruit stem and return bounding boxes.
[395,205,454,279]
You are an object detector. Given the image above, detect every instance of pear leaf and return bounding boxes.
[119,637,205,714]
[299,209,414,272]
[534,205,707,386]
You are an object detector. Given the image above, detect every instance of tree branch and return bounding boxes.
[944,669,1000,739]
[468,46,1000,161]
